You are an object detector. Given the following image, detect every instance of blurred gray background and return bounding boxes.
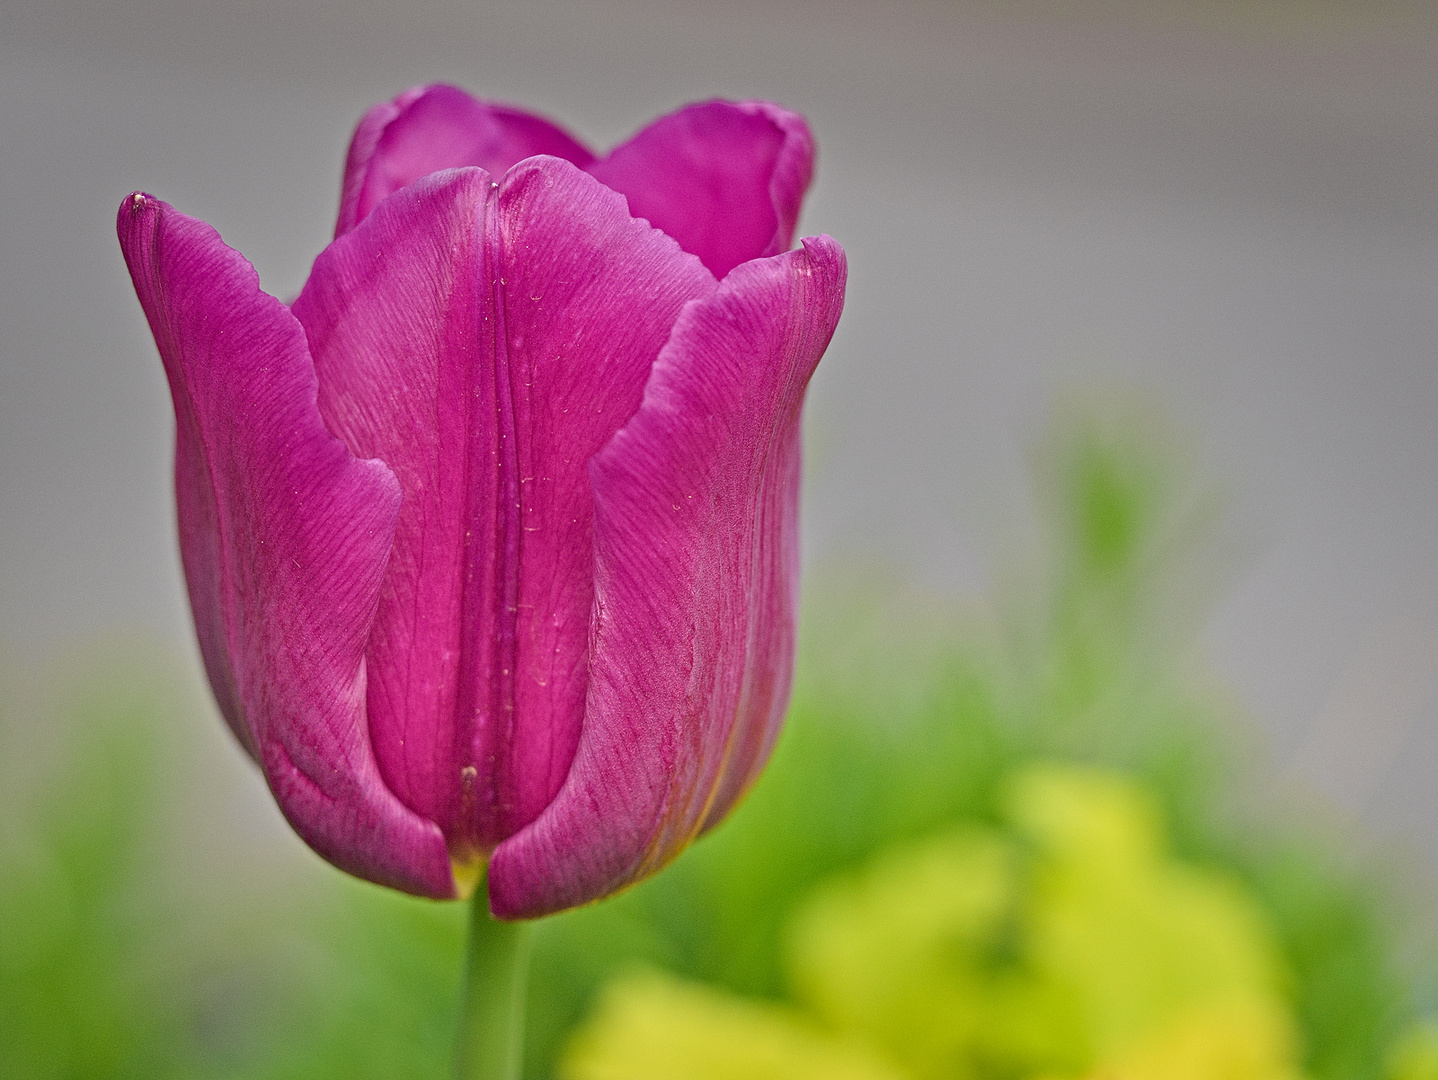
[2,0,1436,860]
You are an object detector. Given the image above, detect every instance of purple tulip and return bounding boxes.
[118,85,845,919]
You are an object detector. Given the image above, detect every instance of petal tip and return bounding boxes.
[117,191,163,236]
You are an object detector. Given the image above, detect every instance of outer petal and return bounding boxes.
[335,84,595,237]
[489,235,847,918]
[586,101,815,279]
[118,193,455,899]
[291,162,714,864]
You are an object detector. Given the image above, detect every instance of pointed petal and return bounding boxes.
[586,101,815,279]
[335,84,595,237]
[291,161,714,860]
[118,193,455,898]
[489,236,847,919]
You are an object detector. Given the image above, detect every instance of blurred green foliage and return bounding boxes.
[0,653,468,1080]
[562,763,1312,1080]
[0,393,1431,1078]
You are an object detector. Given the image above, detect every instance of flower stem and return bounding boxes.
[455,878,532,1080]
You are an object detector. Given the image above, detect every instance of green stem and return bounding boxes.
[455,878,532,1080]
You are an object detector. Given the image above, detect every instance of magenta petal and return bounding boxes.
[586,100,815,279]
[292,162,714,861]
[488,235,847,918]
[117,194,455,898]
[335,84,596,237]
[490,160,715,843]
[335,85,427,238]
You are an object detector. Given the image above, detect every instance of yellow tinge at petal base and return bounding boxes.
[451,855,485,901]
[559,971,906,1080]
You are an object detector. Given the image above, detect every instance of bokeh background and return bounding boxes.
[2,0,1438,1076]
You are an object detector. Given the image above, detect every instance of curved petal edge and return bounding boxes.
[118,193,456,898]
[489,235,847,918]
[587,100,816,279]
[335,84,595,237]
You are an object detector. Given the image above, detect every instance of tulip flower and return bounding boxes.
[118,85,845,922]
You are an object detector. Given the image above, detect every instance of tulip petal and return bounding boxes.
[489,235,847,918]
[586,101,815,279]
[292,162,714,863]
[335,84,595,237]
[117,194,455,898]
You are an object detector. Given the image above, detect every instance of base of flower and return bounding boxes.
[452,853,487,900]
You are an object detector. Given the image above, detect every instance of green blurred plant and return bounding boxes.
[561,762,1310,1080]
[0,649,467,1080]
[0,652,177,1077]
